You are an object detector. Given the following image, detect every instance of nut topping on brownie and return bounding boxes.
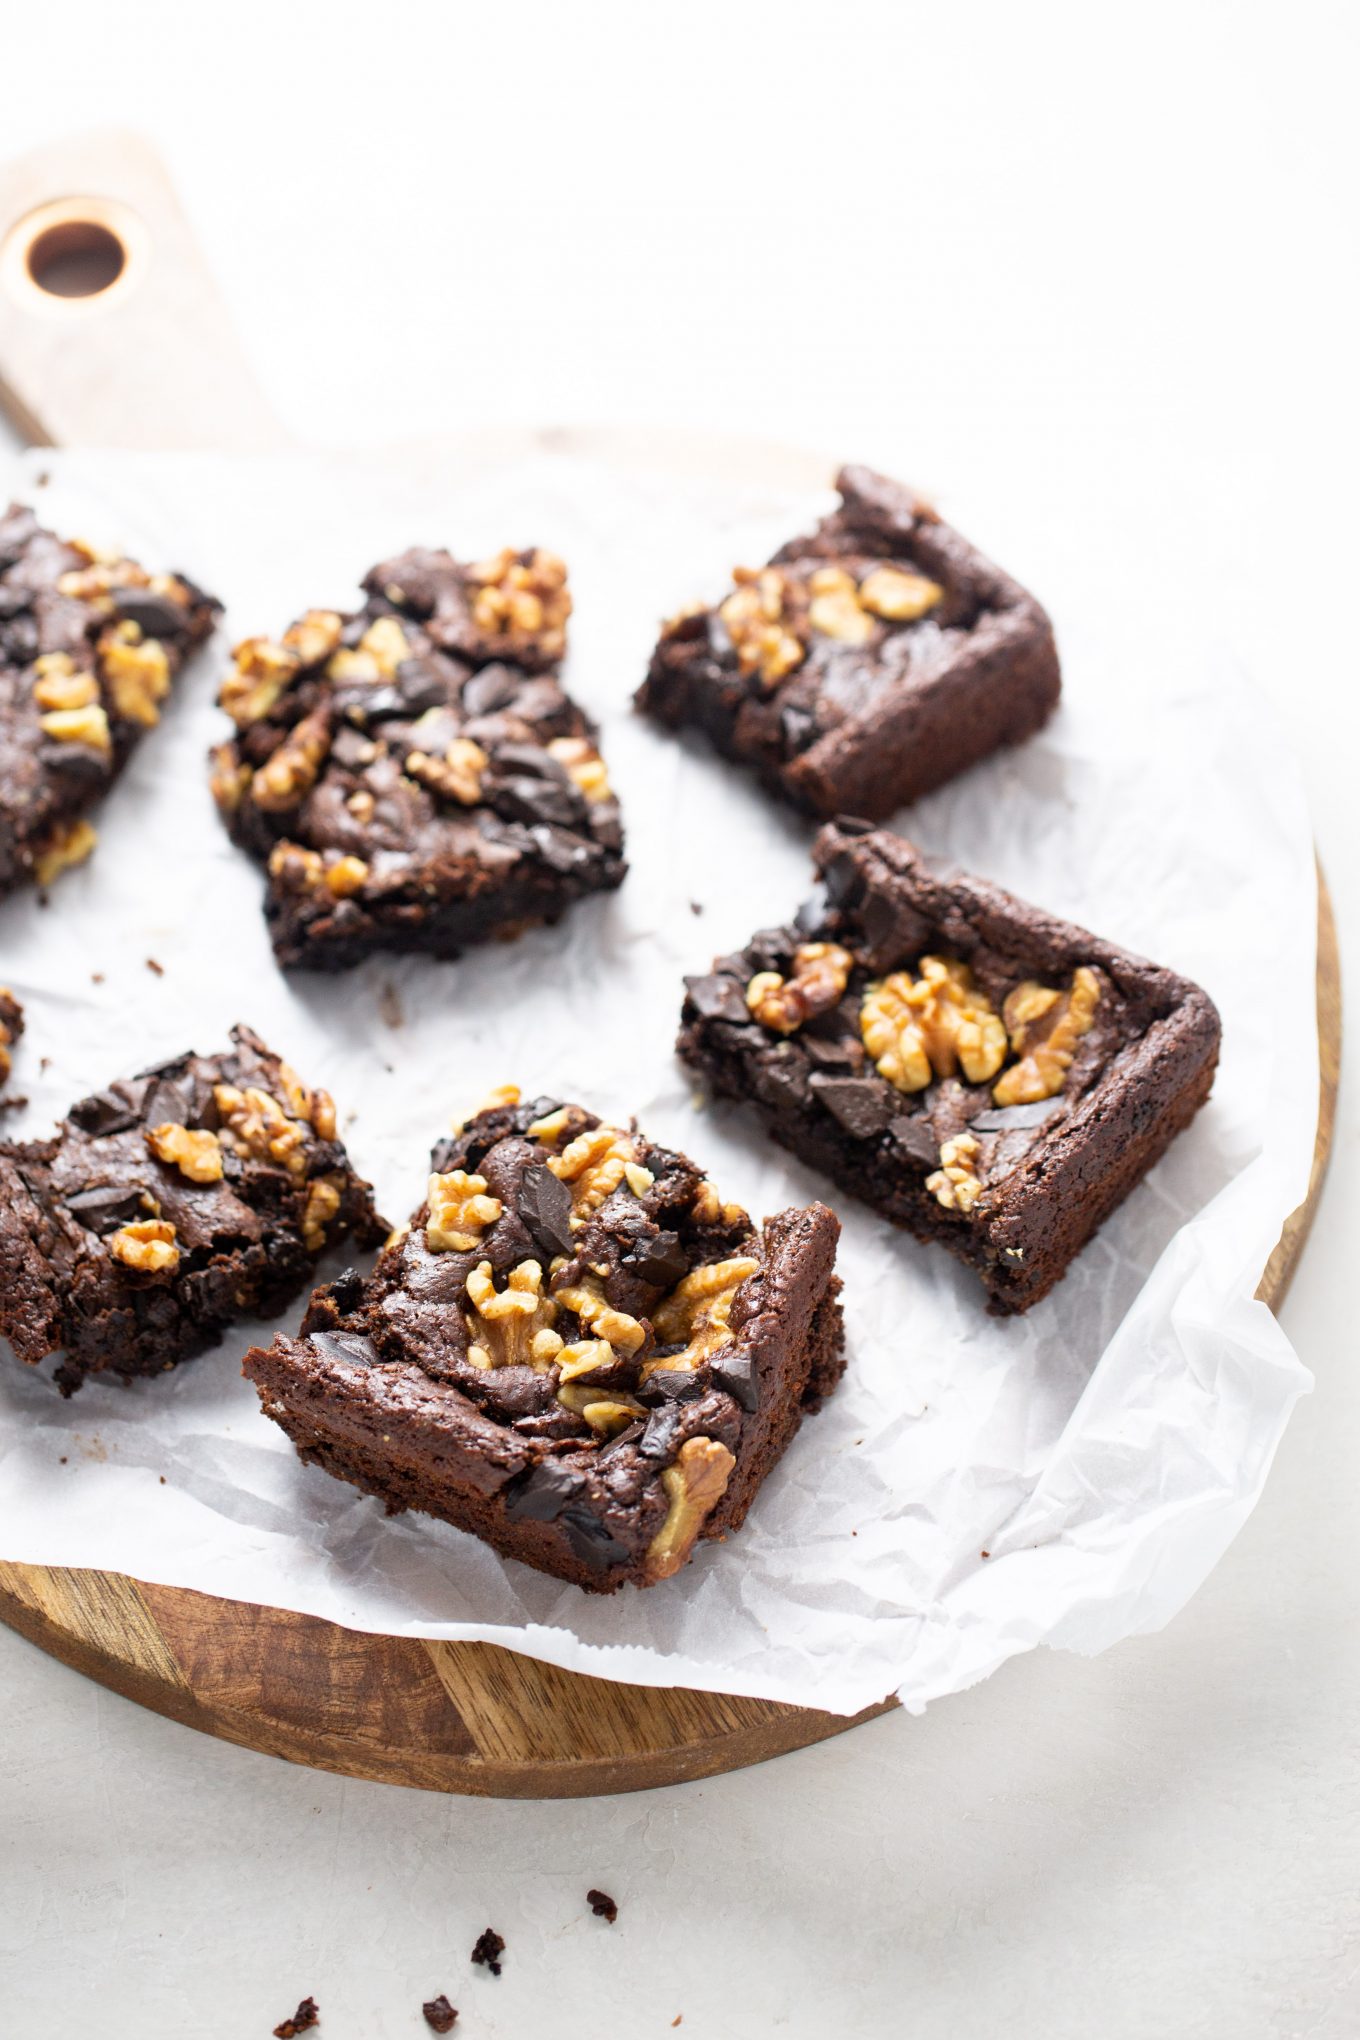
[638,465,1060,821]
[244,1087,845,1592]
[0,504,220,898]
[211,545,624,971]
[679,824,1221,1314]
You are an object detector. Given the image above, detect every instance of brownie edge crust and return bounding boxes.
[679,823,1222,1315]
[245,1088,845,1592]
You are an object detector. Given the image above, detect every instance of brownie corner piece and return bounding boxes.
[244,1087,845,1591]
[0,500,220,897]
[209,545,626,970]
[679,822,1221,1314]
[635,463,1059,821]
[0,1024,385,1394]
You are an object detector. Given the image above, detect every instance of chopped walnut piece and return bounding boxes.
[251,707,332,812]
[464,1259,556,1368]
[426,1170,503,1252]
[145,1121,224,1184]
[525,1103,587,1146]
[267,840,324,892]
[345,787,376,823]
[857,565,944,621]
[324,854,369,898]
[555,1338,616,1383]
[302,1176,343,1251]
[807,566,875,645]
[645,1436,737,1579]
[745,942,852,1035]
[109,1218,179,1273]
[690,1178,749,1229]
[648,1255,758,1371]
[405,735,488,805]
[552,1281,647,1355]
[861,956,1007,1094]
[32,655,99,712]
[38,702,112,757]
[220,635,300,727]
[208,743,252,813]
[285,609,344,667]
[356,614,411,677]
[546,735,612,803]
[548,1124,642,1219]
[214,1082,310,1176]
[468,547,572,660]
[718,568,807,689]
[993,967,1101,1106]
[99,622,171,727]
[32,818,97,886]
[926,1133,983,1214]
[564,1391,648,1436]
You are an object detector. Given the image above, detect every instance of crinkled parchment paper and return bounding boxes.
[0,447,1316,1715]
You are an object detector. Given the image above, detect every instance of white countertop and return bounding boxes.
[1,7,1356,2035]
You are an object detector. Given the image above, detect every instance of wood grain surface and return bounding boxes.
[0,130,1341,1799]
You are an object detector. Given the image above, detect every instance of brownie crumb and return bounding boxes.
[672,2018,683,2028]
[273,1997,319,2036]
[377,981,404,1029]
[422,1997,458,2032]
[470,1928,505,1976]
[689,899,703,915]
[0,1095,26,1115]
[92,973,104,983]
[146,957,164,976]
[586,1888,618,1923]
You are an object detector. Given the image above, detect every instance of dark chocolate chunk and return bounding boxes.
[638,1404,684,1460]
[502,1459,588,1523]
[516,1162,575,1258]
[62,1184,148,1233]
[970,1097,1066,1133]
[621,1230,689,1289]
[68,1086,142,1137]
[491,775,585,829]
[113,589,190,639]
[808,1074,893,1139]
[327,1266,367,1315]
[684,974,751,1026]
[560,1504,635,1569]
[460,666,519,716]
[637,1369,709,1405]
[470,1928,505,1976]
[309,1330,381,1368]
[709,1347,759,1411]
[888,1115,940,1168]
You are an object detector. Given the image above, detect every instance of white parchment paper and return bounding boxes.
[0,447,1316,1716]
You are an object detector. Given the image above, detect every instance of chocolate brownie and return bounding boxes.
[244,1087,844,1592]
[0,502,219,895]
[679,823,1221,1314]
[636,464,1059,820]
[210,545,626,970]
[0,1026,384,1395]
[0,988,22,1087]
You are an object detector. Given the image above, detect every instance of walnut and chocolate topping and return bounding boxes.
[0,502,219,899]
[243,1092,845,1590]
[209,542,624,971]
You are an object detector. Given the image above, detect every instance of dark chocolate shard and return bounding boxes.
[309,1330,381,1368]
[517,1162,575,1258]
[709,1346,759,1411]
[502,1458,588,1523]
[621,1229,688,1289]
[113,589,189,640]
[559,1504,633,1569]
[808,1073,893,1139]
[63,1184,148,1234]
[68,1085,143,1137]
[888,1115,939,1168]
[638,1404,684,1460]
[970,1097,1066,1133]
[684,973,751,1025]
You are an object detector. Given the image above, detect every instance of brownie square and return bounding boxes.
[0,1025,384,1395]
[679,823,1221,1314]
[636,464,1060,820]
[0,501,220,895]
[245,1087,845,1592]
[210,544,626,970]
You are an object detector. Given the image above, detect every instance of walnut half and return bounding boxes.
[645,1437,737,1580]
[993,967,1101,1106]
[109,1218,179,1273]
[746,942,851,1035]
[861,957,1007,1094]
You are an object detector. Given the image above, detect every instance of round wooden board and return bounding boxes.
[0,131,1343,1798]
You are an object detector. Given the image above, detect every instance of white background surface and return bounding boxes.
[0,4,1356,2036]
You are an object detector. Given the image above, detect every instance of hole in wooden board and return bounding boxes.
[26,218,127,298]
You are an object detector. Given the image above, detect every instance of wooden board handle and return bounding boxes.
[0,128,286,452]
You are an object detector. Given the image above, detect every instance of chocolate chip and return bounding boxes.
[503,1459,588,1523]
[63,1184,147,1234]
[69,1085,142,1136]
[308,1330,380,1368]
[889,1115,939,1167]
[328,1266,367,1313]
[621,1230,688,1289]
[808,1073,893,1139]
[113,590,186,638]
[683,974,751,1025]
[516,1162,575,1258]
[709,1347,759,1410]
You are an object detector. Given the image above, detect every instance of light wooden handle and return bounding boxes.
[0,128,286,452]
